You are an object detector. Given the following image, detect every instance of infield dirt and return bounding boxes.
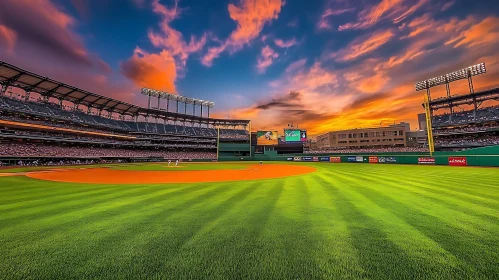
[25,164,316,184]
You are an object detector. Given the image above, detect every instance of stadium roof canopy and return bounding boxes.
[425,87,499,110]
[0,61,249,125]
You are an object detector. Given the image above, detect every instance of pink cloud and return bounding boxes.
[202,0,284,66]
[274,37,297,48]
[0,24,17,54]
[317,7,355,30]
[256,45,279,73]
[339,0,428,31]
[148,0,208,70]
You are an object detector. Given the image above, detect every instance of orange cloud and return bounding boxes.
[0,24,17,53]
[274,37,297,48]
[256,45,279,73]
[333,29,395,61]
[121,47,177,93]
[148,0,207,69]
[339,0,428,31]
[202,0,283,66]
[356,72,391,93]
[446,17,499,48]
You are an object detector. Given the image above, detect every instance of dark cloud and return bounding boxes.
[254,91,301,110]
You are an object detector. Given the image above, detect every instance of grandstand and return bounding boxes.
[0,61,250,164]
[414,63,499,151]
[428,89,499,150]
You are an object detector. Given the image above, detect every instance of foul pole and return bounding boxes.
[217,127,220,160]
[423,93,434,156]
[248,120,252,158]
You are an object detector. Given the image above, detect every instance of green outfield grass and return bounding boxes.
[1,162,498,279]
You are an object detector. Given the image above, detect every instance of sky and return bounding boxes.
[0,0,498,135]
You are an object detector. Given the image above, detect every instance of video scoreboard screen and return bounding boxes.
[284,130,307,142]
[256,131,279,145]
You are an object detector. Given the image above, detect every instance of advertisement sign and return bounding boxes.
[302,156,313,162]
[386,157,397,163]
[300,130,307,142]
[379,157,397,163]
[212,159,218,162]
[286,157,294,161]
[449,157,467,166]
[330,156,341,163]
[256,131,279,145]
[369,156,378,163]
[418,157,435,164]
[347,156,356,162]
[320,157,330,162]
[294,157,301,161]
[313,157,319,162]
[356,156,364,162]
[284,129,301,142]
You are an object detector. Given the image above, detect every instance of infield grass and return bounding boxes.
[1,162,498,279]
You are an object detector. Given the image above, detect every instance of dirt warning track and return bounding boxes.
[26,164,316,184]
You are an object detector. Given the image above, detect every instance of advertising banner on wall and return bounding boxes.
[294,157,301,161]
[356,156,364,162]
[320,157,330,162]
[330,156,341,163]
[449,157,467,166]
[287,157,294,161]
[379,157,397,163]
[369,156,378,163]
[347,156,356,162]
[418,157,435,164]
[302,156,313,161]
[313,157,319,162]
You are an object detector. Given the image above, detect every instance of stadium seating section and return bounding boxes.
[0,95,248,161]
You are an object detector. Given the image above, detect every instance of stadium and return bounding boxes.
[1,0,499,277]
[1,58,498,278]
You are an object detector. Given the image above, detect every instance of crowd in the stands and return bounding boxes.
[434,123,499,134]
[305,146,428,154]
[435,135,499,147]
[0,143,217,159]
[433,106,499,127]
[0,129,217,148]
[0,95,249,140]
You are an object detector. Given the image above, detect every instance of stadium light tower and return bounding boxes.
[415,63,486,156]
[140,87,215,117]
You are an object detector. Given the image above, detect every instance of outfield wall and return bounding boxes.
[223,145,499,167]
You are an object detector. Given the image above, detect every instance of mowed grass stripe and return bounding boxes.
[325,170,471,279]
[151,182,282,279]
[336,172,499,277]
[334,169,499,223]
[1,182,240,279]
[0,162,498,279]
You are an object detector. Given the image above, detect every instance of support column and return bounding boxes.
[148,94,151,109]
[166,97,170,112]
[193,103,195,116]
[184,102,187,115]
[157,95,160,109]
[0,84,7,96]
[176,100,179,113]
[208,107,210,118]
[201,105,203,118]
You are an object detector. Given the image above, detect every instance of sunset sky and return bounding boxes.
[1,0,498,135]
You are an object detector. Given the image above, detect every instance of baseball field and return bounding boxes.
[1,162,498,279]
